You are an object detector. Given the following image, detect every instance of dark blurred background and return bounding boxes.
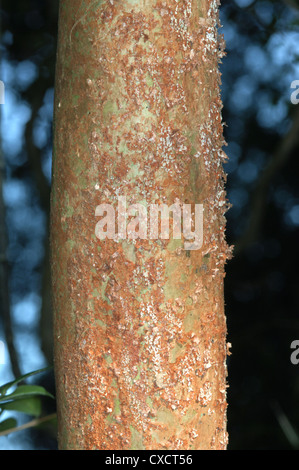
[0,0,299,450]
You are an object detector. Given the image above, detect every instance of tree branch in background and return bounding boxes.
[24,79,53,364]
[234,106,299,256]
[0,116,22,379]
[24,79,52,214]
[0,413,57,438]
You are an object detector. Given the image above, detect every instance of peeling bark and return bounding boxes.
[51,0,232,450]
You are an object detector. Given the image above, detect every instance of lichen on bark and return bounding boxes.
[51,0,231,450]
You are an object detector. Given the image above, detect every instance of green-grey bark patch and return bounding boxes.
[169,342,186,363]
[167,238,182,252]
[133,363,143,382]
[101,278,111,304]
[122,241,136,263]
[114,397,121,416]
[163,258,182,300]
[190,158,201,195]
[145,72,154,87]
[63,191,74,218]
[104,354,112,364]
[127,163,144,181]
[86,414,93,426]
[137,323,149,336]
[182,408,197,424]
[66,239,76,251]
[156,407,176,426]
[95,319,106,329]
[183,310,198,333]
[130,426,145,450]
[146,396,153,408]
[118,140,129,156]
[103,100,118,120]
[92,288,101,298]
[152,407,183,440]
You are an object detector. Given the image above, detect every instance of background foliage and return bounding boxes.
[0,0,299,449]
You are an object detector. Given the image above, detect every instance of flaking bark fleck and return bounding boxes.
[51,0,231,450]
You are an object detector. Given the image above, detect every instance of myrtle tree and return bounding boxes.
[51,0,231,450]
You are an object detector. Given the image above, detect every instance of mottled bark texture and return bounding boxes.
[51,0,232,450]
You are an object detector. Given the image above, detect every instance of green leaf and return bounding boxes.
[0,396,42,417]
[0,366,53,396]
[0,418,17,433]
[0,385,54,405]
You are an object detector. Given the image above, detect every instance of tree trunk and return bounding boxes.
[51,0,231,450]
